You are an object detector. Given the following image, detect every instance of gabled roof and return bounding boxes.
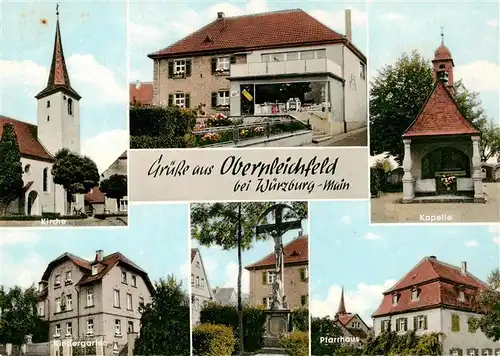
[84,186,105,204]
[35,15,81,100]
[130,82,153,106]
[0,116,53,161]
[372,256,490,317]
[40,251,154,293]
[149,9,366,63]
[191,248,214,299]
[403,81,480,137]
[245,235,308,270]
[214,287,236,305]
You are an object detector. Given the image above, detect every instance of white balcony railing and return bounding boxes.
[230,58,342,78]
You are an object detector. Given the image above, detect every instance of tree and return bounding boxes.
[474,268,500,341]
[51,149,99,213]
[191,202,308,355]
[0,124,24,215]
[0,285,49,346]
[134,276,190,355]
[370,50,500,164]
[99,174,127,211]
[310,316,343,355]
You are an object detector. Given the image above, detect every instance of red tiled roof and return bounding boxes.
[36,17,80,100]
[372,256,490,317]
[434,43,453,61]
[0,116,53,161]
[245,235,308,269]
[403,81,480,137]
[149,10,365,62]
[191,248,198,262]
[85,186,105,204]
[130,82,153,106]
[338,314,356,326]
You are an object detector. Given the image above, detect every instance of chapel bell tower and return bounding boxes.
[35,5,81,156]
[432,27,455,94]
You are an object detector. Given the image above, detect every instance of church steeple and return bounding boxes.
[432,27,455,94]
[337,286,347,315]
[35,4,81,100]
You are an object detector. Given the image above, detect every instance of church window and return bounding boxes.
[43,168,49,192]
[47,115,50,122]
[47,100,50,108]
[24,164,31,174]
[67,98,73,115]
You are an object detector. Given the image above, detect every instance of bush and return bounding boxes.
[280,331,308,356]
[130,106,197,148]
[370,166,381,197]
[199,302,266,353]
[192,323,235,356]
[291,308,309,331]
[311,316,343,356]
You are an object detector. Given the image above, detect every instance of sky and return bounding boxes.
[129,0,368,82]
[191,205,309,294]
[0,204,190,290]
[0,0,128,173]
[310,200,500,327]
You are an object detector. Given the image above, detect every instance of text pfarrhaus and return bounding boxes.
[220,155,339,178]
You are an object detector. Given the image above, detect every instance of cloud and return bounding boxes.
[1,55,127,104]
[81,129,128,173]
[465,240,478,248]
[380,12,405,21]
[455,60,500,92]
[488,225,500,234]
[223,261,250,294]
[202,256,218,279]
[179,260,190,280]
[364,232,382,240]
[341,215,352,224]
[67,54,127,103]
[129,23,165,46]
[0,231,41,247]
[1,250,47,289]
[311,280,396,324]
[487,19,500,27]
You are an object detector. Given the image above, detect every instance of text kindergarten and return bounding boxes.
[148,154,350,194]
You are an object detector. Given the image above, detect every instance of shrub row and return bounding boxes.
[280,331,308,356]
[291,308,309,332]
[192,323,235,356]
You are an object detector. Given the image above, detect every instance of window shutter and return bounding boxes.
[262,272,266,285]
[186,60,192,77]
[185,93,191,108]
[168,61,174,78]
[211,57,217,74]
[211,92,218,108]
[299,268,305,281]
[230,55,236,64]
[396,318,400,332]
[413,316,417,330]
[424,315,428,330]
[168,94,173,106]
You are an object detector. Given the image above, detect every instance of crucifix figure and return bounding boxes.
[256,204,302,310]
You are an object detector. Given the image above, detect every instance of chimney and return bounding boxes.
[96,249,103,262]
[429,255,437,259]
[345,9,352,42]
[217,12,225,20]
[461,261,467,275]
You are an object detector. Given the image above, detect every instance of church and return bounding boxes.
[0,9,84,216]
[401,33,483,203]
[333,286,371,346]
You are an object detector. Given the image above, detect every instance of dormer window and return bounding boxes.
[92,265,98,276]
[458,290,465,302]
[411,287,420,301]
[392,293,399,306]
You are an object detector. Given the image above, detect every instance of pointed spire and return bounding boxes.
[35,5,81,100]
[337,286,347,315]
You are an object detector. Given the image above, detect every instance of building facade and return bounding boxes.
[245,234,308,310]
[37,250,153,355]
[191,248,214,325]
[0,11,83,216]
[334,287,371,346]
[372,256,499,354]
[148,9,366,136]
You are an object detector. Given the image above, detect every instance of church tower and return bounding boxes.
[334,286,348,319]
[35,5,81,156]
[432,28,455,95]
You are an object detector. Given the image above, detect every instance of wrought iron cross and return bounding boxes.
[440,26,444,44]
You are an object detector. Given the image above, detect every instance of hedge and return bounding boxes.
[291,308,309,332]
[199,302,266,353]
[280,331,308,356]
[192,323,235,356]
[130,106,196,148]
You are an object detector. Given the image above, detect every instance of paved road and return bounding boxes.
[313,127,367,147]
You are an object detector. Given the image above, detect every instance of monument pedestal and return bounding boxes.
[263,309,291,348]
